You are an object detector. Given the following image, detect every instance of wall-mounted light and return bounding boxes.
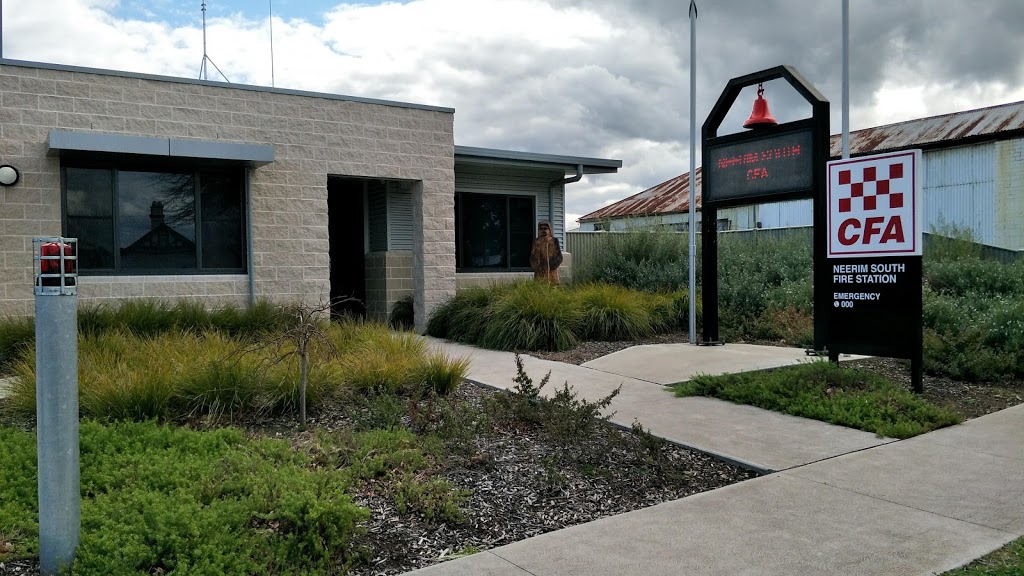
[0,165,20,187]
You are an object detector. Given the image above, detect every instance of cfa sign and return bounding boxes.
[827,150,922,258]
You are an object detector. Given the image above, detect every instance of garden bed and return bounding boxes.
[0,369,756,576]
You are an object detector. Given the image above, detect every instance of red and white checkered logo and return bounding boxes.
[827,150,921,258]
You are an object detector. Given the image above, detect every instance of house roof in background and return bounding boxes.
[581,99,1024,222]
[455,146,622,174]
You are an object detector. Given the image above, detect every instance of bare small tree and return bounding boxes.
[242,294,355,426]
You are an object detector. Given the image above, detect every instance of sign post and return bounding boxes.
[826,151,924,391]
[701,65,830,348]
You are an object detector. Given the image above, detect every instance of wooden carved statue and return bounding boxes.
[529,220,563,284]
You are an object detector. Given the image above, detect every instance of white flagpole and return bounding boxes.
[688,0,698,344]
[842,0,849,159]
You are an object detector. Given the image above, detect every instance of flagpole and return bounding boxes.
[688,0,698,345]
[842,0,849,159]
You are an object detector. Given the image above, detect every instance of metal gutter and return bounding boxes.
[550,164,584,237]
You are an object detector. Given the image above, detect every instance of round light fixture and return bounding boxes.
[0,165,19,187]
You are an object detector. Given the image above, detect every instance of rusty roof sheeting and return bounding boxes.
[582,168,702,222]
[829,99,1024,157]
[582,100,1024,222]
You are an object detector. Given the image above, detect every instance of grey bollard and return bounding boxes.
[33,238,80,575]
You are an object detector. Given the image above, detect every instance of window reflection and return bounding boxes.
[119,171,197,270]
[63,164,245,274]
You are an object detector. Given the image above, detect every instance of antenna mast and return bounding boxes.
[269,0,276,87]
[197,2,230,82]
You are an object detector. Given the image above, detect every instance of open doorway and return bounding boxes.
[328,177,366,318]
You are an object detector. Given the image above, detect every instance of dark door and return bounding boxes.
[328,178,366,318]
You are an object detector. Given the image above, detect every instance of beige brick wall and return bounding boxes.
[455,253,573,289]
[364,250,414,323]
[0,61,456,322]
[365,252,388,320]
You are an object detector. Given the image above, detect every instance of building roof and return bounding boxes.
[0,58,454,113]
[581,99,1024,222]
[454,146,622,174]
[582,168,702,223]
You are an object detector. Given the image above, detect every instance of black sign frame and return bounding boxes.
[701,66,831,354]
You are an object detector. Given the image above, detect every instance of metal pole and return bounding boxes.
[269,0,276,87]
[201,2,208,80]
[1,0,5,59]
[842,0,849,159]
[33,238,80,576]
[688,0,698,345]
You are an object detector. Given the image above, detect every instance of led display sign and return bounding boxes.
[704,126,815,203]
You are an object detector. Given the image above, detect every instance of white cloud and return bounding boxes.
[4,0,1024,221]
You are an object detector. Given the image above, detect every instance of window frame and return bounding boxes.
[455,191,537,273]
[60,154,248,276]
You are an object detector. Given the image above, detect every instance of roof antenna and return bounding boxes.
[269,0,275,87]
[197,1,230,82]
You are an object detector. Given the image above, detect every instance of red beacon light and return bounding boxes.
[34,238,77,292]
[40,242,74,275]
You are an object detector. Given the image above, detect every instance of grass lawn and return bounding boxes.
[671,361,963,438]
[943,537,1024,575]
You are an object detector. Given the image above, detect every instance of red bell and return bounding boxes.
[743,83,778,129]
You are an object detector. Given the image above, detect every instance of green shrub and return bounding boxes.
[576,283,652,341]
[0,420,368,573]
[646,290,702,333]
[393,476,468,524]
[925,259,1024,297]
[717,232,813,339]
[479,282,580,351]
[575,228,692,292]
[0,316,34,369]
[414,352,470,396]
[925,223,983,262]
[339,330,428,394]
[388,295,415,331]
[673,361,962,438]
[484,355,621,448]
[426,285,499,342]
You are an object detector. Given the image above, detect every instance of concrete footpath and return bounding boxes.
[411,339,1024,576]
[426,339,890,472]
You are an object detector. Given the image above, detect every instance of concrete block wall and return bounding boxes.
[364,250,413,322]
[454,253,572,289]
[996,138,1024,250]
[0,60,456,322]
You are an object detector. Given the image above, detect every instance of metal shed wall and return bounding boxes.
[922,142,997,244]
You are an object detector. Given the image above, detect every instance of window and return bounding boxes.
[455,192,535,271]
[63,160,246,274]
[717,218,731,232]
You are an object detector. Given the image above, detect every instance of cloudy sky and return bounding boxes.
[3,0,1024,227]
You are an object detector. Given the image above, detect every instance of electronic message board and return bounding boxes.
[704,126,815,203]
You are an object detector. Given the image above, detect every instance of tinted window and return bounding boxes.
[456,192,536,271]
[63,163,246,274]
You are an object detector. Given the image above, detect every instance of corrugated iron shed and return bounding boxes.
[583,168,702,222]
[582,100,1024,222]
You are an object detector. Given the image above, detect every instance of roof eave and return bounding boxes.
[455,145,621,174]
